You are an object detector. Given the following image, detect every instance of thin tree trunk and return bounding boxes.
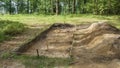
[72,0,76,14]
[33,0,38,13]
[83,0,87,13]
[56,0,59,15]
[77,0,80,13]
[93,0,98,14]
[50,0,53,14]
[108,0,111,14]
[27,0,30,13]
[9,0,12,14]
[45,0,47,14]
[68,0,71,13]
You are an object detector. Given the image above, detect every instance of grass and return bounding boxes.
[0,14,120,28]
[0,20,25,42]
[15,55,71,68]
[1,53,71,68]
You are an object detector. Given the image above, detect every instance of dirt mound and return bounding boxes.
[16,22,120,60]
[72,22,120,63]
[50,23,74,29]
[16,23,75,58]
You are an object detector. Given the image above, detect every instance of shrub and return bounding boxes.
[0,20,25,42]
[0,20,12,29]
[3,22,25,35]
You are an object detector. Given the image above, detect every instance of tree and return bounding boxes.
[9,0,12,14]
[68,0,71,13]
[72,0,76,14]
[56,0,59,15]
[27,0,30,13]
[1,0,120,15]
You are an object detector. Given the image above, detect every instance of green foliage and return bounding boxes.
[0,20,25,42]
[0,30,5,42]
[1,0,120,15]
[3,22,25,35]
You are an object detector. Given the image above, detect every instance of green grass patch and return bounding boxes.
[1,53,71,68]
[0,20,25,42]
[0,30,6,42]
[3,54,71,68]
[0,14,120,28]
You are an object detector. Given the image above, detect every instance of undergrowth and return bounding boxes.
[0,20,25,42]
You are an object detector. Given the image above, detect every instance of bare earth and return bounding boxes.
[0,25,46,68]
[1,22,120,68]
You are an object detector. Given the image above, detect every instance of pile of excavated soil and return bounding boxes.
[71,22,120,67]
[72,22,120,59]
[22,23,75,58]
[18,22,120,64]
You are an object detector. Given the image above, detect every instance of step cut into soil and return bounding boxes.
[15,22,120,59]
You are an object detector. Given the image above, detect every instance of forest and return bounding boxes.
[0,0,120,15]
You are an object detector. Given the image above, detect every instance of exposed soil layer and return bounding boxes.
[13,22,120,68]
[0,25,46,56]
[20,23,90,57]
[19,22,120,58]
[22,23,77,58]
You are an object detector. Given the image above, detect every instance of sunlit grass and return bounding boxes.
[0,14,120,28]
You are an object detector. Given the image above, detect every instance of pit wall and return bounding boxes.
[12,23,74,55]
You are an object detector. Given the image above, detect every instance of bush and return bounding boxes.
[0,20,12,29]
[3,22,25,35]
[0,20,25,42]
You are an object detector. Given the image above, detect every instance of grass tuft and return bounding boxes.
[0,20,25,42]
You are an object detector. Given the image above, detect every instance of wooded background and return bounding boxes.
[0,0,120,15]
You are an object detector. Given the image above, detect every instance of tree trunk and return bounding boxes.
[68,0,71,13]
[93,0,99,14]
[108,0,111,14]
[72,0,76,14]
[33,0,38,13]
[45,0,47,14]
[82,0,87,13]
[9,0,12,14]
[77,0,80,13]
[50,0,53,14]
[27,0,30,13]
[56,0,59,15]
